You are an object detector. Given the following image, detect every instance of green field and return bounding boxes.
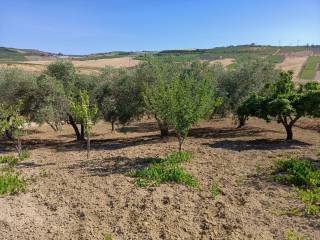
[300,56,320,80]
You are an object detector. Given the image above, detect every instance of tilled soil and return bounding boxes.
[0,118,319,240]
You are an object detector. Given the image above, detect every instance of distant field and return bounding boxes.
[0,57,141,73]
[276,56,308,80]
[300,56,320,80]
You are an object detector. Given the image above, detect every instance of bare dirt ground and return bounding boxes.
[0,57,140,74]
[209,58,234,67]
[276,56,308,80]
[0,118,319,240]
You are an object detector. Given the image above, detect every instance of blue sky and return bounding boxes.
[1,0,319,54]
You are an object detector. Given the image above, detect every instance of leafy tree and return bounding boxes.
[0,103,26,156]
[70,91,97,159]
[237,71,320,140]
[216,57,279,127]
[95,68,144,131]
[145,69,216,151]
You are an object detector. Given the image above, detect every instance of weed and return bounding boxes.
[286,229,305,240]
[235,175,247,186]
[166,151,192,164]
[209,184,220,199]
[104,232,112,240]
[0,156,19,168]
[130,151,197,188]
[297,188,320,215]
[0,173,26,195]
[274,157,320,188]
[273,157,320,216]
[19,149,30,160]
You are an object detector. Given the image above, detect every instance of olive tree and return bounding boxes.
[70,91,97,159]
[237,71,320,140]
[95,68,144,131]
[216,57,279,127]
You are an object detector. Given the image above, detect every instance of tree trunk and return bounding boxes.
[5,129,13,140]
[158,121,169,138]
[81,124,85,140]
[87,132,90,159]
[16,137,22,157]
[285,125,293,140]
[68,115,83,141]
[178,135,184,152]
[111,121,115,132]
[237,115,246,128]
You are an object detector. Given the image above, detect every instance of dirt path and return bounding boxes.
[0,119,319,240]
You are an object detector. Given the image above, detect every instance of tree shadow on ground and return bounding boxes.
[118,122,160,134]
[189,126,282,139]
[67,156,160,177]
[207,139,311,151]
[16,162,56,169]
[0,134,172,153]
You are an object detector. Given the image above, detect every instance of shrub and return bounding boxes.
[0,173,26,195]
[274,157,320,187]
[130,151,198,188]
[273,157,320,215]
[0,156,19,168]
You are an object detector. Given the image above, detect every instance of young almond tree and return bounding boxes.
[0,103,26,157]
[70,91,97,159]
[145,71,217,152]
[237,71,320,140]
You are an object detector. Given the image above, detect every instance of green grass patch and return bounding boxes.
[209,184,220,199]
[273,156,320,215]
[286,230,305,240]
[300,56,320,80]
[0,156,19,168]
[274,157,320,187]
[0,173,26,195]
[129,151,198,188]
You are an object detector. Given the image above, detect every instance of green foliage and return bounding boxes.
[274,157,320,187]
[96,68,144,130]
[70,91,97,158]
[297,188,320,215]
[286,230,305,240]
[217,57,278,114]
[273,157,320,215]
[130,151,198,188]
[165,151,192,164]
[0,156,19,168]
[70,91,97,134]
[209,184,221,199]
[0,173,26,195]
[19,149,30,161]
[300,56,320,80]
[144,60,216,151]
[237,71,320,139]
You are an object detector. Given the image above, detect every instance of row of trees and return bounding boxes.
[1,56,320,153]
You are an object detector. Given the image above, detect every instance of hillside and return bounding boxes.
[1,45,320,78]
